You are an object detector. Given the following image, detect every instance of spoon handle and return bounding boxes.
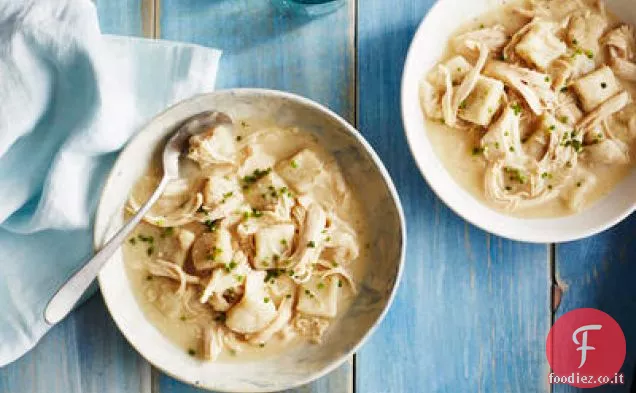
[44,176,170,325]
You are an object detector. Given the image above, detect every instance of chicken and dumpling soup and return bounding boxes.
[420,0,636,217]
[124,115,367,361]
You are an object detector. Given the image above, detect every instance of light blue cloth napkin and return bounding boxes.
[0,0,221,366]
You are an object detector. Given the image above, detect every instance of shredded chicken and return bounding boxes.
[485,61,556,115]
[453,25,508,59]
[447,42,490,126]
[577,91,631,133]
[128,179,204,227]
[146,259,200,296]
[603,25,636,81]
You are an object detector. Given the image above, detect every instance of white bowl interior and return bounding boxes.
[95,90,405,392]
[401,0,636,243]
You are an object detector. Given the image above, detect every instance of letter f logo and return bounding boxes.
[572,324,602,368]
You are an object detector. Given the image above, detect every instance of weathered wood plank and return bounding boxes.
[0,3,150,393]
[554,214,636,393]
[355,1,552,392]
[156,0,355,392]
[158,0,355,121]
[95,0,143,36]
[0,295,150,393]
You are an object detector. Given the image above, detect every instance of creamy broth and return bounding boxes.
[124,118,368,360]
[421,0,636,218]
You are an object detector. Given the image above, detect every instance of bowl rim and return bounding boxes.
[400,0,636,244]
[95,87,407,392]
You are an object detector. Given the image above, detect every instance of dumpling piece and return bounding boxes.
[191,228,234,271]
[457,75,504,126]
[200,175,244,221]
[248,297,295,345]
[199,253,251,304]
[297,276,340,318]
[188,122,236,166]
[583,139,630,165]
[567,13,607,55]
[253,223,296,269]
[531,0,584,20]
[202,175,241,208]
[577,91,630,133]
[158,228,196,267]
[571,66,622,112]
[452,25,508,58]
[277,149,324,194]
[560,169,598,211]
[428,55,472,88]
[238,145,276,178]
[322,218,359,263]
[243,171,294,220]
[481,106,524,162]
[515,21,567,71]
[225,271,277,334]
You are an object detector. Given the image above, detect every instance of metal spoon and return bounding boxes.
[44,111,232,325]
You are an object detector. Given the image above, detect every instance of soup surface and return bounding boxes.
[420,0,636,218]
[124,115,367,361]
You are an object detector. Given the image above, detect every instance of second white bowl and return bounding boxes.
[401,0,636,243]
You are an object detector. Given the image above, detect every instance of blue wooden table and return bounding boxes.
[1,1,635,392]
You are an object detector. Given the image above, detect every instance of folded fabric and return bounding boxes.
[0,0,221,366]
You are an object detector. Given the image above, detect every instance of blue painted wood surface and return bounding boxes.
[0,295,150,393]
[555,214,636,393]
[2,1,636,393]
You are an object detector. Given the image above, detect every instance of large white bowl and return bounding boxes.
[94,89,405,392]
[402,0,636,243]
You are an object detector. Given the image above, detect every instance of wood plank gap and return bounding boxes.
[141,0,156,38]
[351,0,358,126]
[140,361,153,393]
[143,0,160,389]
[154,0,161,39]
[549,243,556,324]
[150,364,161,393]
[352,0,359,391]
[549,243,555,393]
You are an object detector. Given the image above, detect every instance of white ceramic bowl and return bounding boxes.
[402,0,636,243]
[95,89,405,392]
